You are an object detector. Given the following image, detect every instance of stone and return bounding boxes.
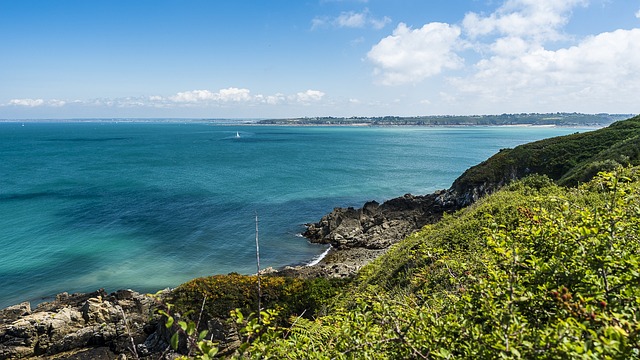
[0,290,157,360]
[303,191,456,252]
[0,302,31,325]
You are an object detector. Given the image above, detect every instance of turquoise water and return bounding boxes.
[0,122,594,308]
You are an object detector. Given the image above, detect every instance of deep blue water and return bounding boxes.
[0,122,594,308]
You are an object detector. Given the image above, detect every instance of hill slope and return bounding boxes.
[234,116,640,358]
[241,167,640,359]
[449,115,640,206]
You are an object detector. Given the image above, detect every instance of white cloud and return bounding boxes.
[170,90,216,103]
[370,16,392,30]
[452,28,640,107]
[168,88,323,105]
[312,9,390,30]
[3,87,330,113]
[365,0,640,112]
[636,8,640,19]
[9,98,45,107]
[336,11,366,28]
[48,99,66,107]
[462,0,588,42]
[255,93,286,105]
[293,90,325,103]
[367,22,463,85]
[169,88,251,103]
[311,18,327,29]
[218,88,252,102]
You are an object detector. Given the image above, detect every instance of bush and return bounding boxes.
[171,273,348,325]
[238,168,640,359]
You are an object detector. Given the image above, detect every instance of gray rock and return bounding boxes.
[0,289,157,360]
[0,302,31,325]
[304,192,457,251]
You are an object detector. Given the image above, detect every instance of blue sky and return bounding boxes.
[1,0,639,119]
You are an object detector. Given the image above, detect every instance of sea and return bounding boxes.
[0,121,597,308]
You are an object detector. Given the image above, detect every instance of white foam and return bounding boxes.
[306,246,332,267]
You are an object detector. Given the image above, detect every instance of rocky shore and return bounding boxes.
[1,189,464,359]
[0,289,161,359]
[278,190,461,278]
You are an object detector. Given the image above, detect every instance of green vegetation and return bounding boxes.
[167,116,640,358]
[170,273,348,324]
[235,167,640,359]
[452,115,640,200]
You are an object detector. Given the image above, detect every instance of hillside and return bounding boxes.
[449,115,640,206]
[237,168,640,359]
[259,113,631,126]
[233,117,640,358]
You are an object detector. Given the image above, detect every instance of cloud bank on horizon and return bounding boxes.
[1,0,639,118]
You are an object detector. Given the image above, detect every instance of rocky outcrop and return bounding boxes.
[0,289,158,360]
[0,287,247,359]
[303,191,459,250]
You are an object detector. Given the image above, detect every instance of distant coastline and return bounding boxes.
[257,112,633,127]
[0,112,635,127]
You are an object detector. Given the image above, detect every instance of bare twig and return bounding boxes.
[255,213,262,322]
[284,309,308,338]
[119,307,140,360]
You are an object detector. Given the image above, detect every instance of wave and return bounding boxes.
[306,245,332,267]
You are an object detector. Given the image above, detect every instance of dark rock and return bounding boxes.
[0,290,157,360]
[0,302,31,325]
[303,192,458,251]
[45,346,120,359]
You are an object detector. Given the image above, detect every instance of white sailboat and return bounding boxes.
[235,131,240,138]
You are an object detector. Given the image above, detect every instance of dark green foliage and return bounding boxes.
[561,134,640,185]
[171,273,348,325]
[452,115,640,197]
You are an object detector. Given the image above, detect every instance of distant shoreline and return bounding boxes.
[0,112,634,127]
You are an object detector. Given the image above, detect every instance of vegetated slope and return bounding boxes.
[166,117,640,358]
[450,115,640,206]
[239,168,640,359]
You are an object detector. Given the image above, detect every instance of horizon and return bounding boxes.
[1,1,639,119]
[0,112,636,122]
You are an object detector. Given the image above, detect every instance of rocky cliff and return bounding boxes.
[302,116,640,253]
[303,190,460,251]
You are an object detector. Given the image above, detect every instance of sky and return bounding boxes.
[1,0,639,119]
